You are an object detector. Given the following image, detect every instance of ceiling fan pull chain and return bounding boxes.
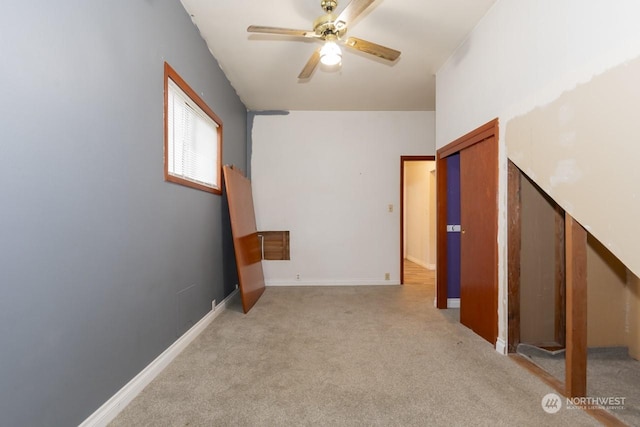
[321,0,338,13]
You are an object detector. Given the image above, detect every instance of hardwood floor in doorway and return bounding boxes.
[403,259,435,286]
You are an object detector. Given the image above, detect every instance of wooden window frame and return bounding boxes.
[164,62,223,194]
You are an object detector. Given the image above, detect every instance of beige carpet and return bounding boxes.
[110,282,600,426]
[518,345,639,426]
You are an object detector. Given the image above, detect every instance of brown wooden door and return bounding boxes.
[459,136,498,344]
[223,165,265,313]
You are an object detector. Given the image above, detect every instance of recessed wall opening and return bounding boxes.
[516,171,565,353]
[508,161,640,426]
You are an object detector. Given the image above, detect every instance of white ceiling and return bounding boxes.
[179,0,496,111]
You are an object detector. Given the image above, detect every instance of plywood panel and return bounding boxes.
[519,176,557,344]
[507,161,521,353]
[586,235,627,347]
[223,165,265,313]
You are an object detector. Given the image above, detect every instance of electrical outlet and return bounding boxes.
[388,204,393,213]
[296,274,301,280]
[385,273,390,280]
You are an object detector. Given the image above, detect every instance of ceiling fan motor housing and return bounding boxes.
[317,1,346,38]
[313,14,345,38]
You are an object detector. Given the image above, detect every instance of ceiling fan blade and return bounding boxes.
[247,25,318,38]
[344,37,401,61]
[298,49,321,79]
[334,0,375,28]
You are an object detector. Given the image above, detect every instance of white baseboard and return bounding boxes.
[266,280,400,286]
[447,298,460,308]
[427,263,436,271]
[79,289,239,427]
[495,337,507,355]
[406,255,431,270]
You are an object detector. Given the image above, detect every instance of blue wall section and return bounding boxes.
[446,154,461,299]
[0,2,245,426]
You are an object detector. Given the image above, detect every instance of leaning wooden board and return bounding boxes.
[223,165,265,313]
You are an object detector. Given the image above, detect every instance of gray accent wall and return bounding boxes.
[0,2,245,426]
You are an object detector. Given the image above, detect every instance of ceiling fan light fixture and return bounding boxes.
[320,41,342,66]
[248,0,401,79]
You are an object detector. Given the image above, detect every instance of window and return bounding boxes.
[164,62,222,194]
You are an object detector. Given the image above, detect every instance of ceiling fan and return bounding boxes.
[247,0,401,79]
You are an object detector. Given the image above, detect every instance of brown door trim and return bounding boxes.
[400,155,435,284]
[439,119,499,159]
[565,213,588,398]
[435,118,499,310]
[436,154,449,308]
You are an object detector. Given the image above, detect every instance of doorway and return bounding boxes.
[436,119,499,346]
[400,156,436,285]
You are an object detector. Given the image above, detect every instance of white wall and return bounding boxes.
[507,57,640,276]
[428,169,437,267]
[436,0,640,351]
[437,0,640,148]
[252,111,435,285]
